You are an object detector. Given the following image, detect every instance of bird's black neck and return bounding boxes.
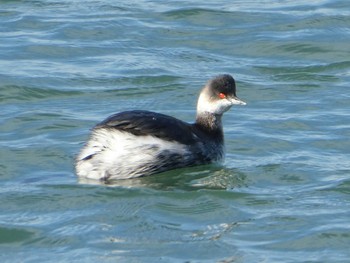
[195,112,224,143]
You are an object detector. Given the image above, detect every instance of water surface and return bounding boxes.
[1,0,349,262]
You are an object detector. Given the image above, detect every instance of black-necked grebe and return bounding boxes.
[75,74,246,181]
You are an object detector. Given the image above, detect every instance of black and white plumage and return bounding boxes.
[75,74,246,181]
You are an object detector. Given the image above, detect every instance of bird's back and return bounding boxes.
[75,110,223,181]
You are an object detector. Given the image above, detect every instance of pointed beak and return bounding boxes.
[230,96,246,105]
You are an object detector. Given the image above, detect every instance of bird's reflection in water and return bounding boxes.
[78,164,247,191]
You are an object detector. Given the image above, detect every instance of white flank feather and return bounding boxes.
[76,128,189,180]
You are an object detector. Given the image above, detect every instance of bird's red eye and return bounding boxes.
[219,93,226,99]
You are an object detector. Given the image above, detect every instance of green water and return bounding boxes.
[1,0,349,262]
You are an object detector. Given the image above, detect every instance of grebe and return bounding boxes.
[75,74,246,181]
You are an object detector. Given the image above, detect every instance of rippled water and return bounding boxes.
[1,0,350,262]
